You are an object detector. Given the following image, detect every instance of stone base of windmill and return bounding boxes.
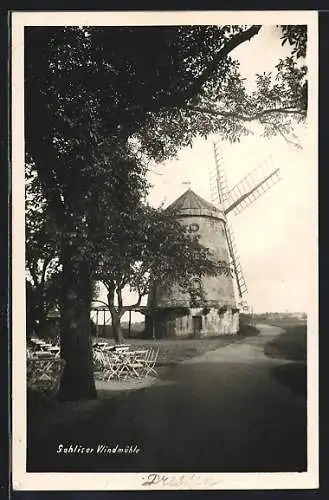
[145,306,239,339]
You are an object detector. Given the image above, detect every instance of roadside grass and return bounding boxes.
[264,321,307,398]
[264,323,307,362]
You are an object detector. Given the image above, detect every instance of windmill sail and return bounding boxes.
[224,161,281,216]
[211,141,248,298]
[209,142,230,206]
[210,142,281,301]
[225,223,248,298]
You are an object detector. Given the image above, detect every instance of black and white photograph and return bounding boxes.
[11,11,318,490]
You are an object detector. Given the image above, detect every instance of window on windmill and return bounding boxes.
[188,223,199,233]
[190,278,202,291]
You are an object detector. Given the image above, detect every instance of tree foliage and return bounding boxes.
[25,161,61,336]
[280,25,307,59]
[26,25,307,176]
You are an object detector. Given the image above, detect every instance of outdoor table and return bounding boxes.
[35,343,51,351]
[93,343,109,353]
[46,346,60,357]
[33,351,54,358]
[37,344,53,352]
[115,350,149,379]
[113,345,130,353]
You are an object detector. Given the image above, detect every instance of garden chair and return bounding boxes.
[143,347,159,377]
[27,357,65,397]
[123,349,149,379]
[93,345,114,371]
[99,351,123,381]
[92,347,105,371]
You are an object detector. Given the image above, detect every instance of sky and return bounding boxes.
[90,25,317,323]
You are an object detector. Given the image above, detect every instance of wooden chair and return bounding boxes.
[143,347,159,377]
[27,357,65,397]
[123,350,149,379]
[99,351,123,381]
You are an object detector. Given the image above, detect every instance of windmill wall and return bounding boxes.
[145,190,240,338]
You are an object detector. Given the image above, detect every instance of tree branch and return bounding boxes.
[189,25,261,97]
[135,26,262,116]
[260,119,303,150]
[91,299,109,308]
[117,287,123,310]
[28,265,41,288]
[181,25,262,103]
[40,257,53,287]
[105,281,115,307]
[186,104,306,122]
[121,287,147,311]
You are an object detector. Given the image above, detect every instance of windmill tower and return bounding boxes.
[145,143,280,339]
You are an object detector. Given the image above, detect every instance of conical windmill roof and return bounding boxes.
[168,189,218,211]
[167,189,224,219]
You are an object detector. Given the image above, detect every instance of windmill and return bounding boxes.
[145,143,281,338]
[209,141,281,311]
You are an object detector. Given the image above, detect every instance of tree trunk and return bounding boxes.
[58,248,97,402]
[110,310,125,344]
[26,283,45,339]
